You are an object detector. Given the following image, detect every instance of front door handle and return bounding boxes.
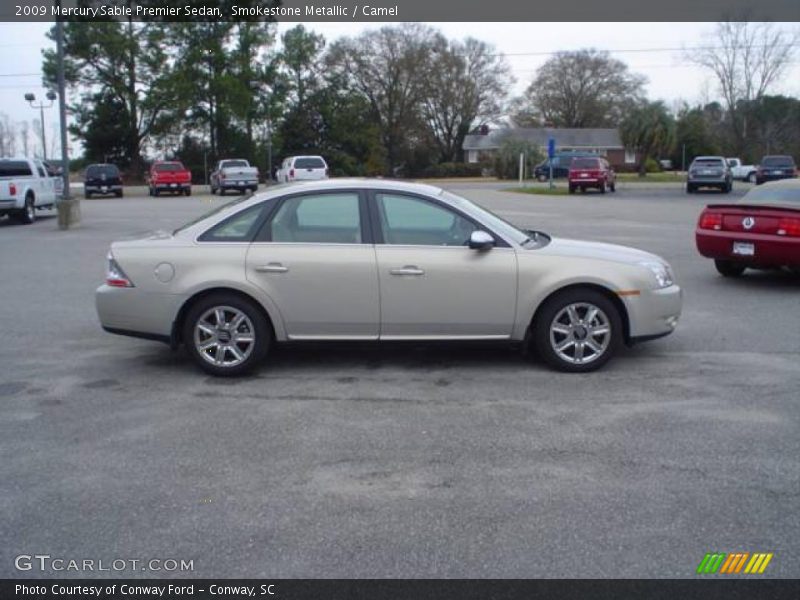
[255,263,289,273]
[390,266,425,276]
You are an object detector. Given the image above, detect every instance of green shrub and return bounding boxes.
[644,157,661,173]
[492,138,545,180]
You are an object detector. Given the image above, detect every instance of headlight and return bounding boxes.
[639,261,674,289]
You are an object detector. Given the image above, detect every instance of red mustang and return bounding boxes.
[696,179,800,277]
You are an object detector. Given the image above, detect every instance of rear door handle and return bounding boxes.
[255,263,289,273]
[390,266,425,276]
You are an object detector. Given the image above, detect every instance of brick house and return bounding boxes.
[462,127,640,169]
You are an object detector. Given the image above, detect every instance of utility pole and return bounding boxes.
[55,7,80,229]
[24,91,56,160]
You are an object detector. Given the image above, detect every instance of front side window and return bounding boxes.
[269,193,362,244]
[376,193,478,246]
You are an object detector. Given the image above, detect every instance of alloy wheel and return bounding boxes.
[549,302,611,365]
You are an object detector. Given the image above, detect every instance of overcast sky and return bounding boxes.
[1,21,799,155]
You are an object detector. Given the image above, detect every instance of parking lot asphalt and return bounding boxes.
[1,182,798,578]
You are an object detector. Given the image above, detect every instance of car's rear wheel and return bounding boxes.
[568,185,576,194]
[714,259,746,277]
[184,188,191,196]
[599,181,606,194]
[532,288,622,373]
[183,294,270,377]
[687,184,695,194]
[609,181,616,192]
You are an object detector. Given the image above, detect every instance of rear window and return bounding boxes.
[741,185,800,206]
[294,157,326,169]
[0,161,33,177]
[571,158,601,169]
[761,156,795,167]
[155,163,185,172]
[693,158,724,167]
[222,160,248,168]
[86,165,119,177]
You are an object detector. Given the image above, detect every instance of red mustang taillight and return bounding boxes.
[777,217,800,237]
[698,212,723,230]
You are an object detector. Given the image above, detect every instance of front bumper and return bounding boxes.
[96,284,186,341]
[622,284,682,340]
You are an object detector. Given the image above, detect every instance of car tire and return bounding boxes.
[153,188,160,197]
[609,182,616,192]
[568,185,575,194]
[531,288,622,373]
[183,293,271,377]
[84,192,91,199]
[16,194,36,224]
[184,188,191,197]
[687,184,695,194]
[115,190,123,198]
[599,181,606,194]
[714,259,746,277]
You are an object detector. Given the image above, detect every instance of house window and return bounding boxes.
[467,150,478,163]
[625,150,636,164]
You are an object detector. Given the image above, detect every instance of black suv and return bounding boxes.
[84,163,123,198]
[755,155,797,185]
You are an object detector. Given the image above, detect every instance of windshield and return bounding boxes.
[223,160,248,168]
[693,158,724,167]
[0,161,33,177]
[740,185,800,206]
[440,190,532,245]
[572,158,601,169]
[761,156,795,167]
[295,157,326,169]
[86,165,119,177]
[155,163,184,172]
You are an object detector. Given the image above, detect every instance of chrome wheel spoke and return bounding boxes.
[214,308,227,327]
[214,345,226,364]
[586,339,603,355]
[552,324,571,336]
[591,325,610,336]
[584,307,598,325]
[199,340,218,352]
[229,345,244,361]
[556,338,575,352]
[574,342,585,362]
[197,322,216,336]
[566,305,580,325]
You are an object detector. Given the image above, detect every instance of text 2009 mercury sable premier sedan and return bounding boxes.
[96,180,682,375]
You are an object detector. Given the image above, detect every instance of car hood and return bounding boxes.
[537,237,664,266]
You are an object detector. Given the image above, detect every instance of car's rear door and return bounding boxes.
[245,189,379,339]
[370,190,517,339]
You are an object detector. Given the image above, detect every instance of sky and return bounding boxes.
[1,21,799,157]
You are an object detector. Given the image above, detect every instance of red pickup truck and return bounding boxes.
[148,161,192,197]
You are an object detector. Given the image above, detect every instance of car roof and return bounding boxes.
[264,178,443,196]
[754,178,800,190]
[693,156,725,160]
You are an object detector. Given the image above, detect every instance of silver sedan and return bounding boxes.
[96,180,682,375]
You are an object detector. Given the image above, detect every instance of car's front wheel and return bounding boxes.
[183,294,271,376]
[532,288,622,373]
[714,259,746,277]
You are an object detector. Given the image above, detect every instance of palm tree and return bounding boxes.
[621,101,675,176]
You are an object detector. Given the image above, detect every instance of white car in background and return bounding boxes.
[96,180,682,376]
[276,155,328,183]
[0,157,58,224]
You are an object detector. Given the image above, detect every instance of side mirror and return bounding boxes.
[469,230,495,250]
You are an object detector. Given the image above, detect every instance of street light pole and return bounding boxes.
[24,91,56,160]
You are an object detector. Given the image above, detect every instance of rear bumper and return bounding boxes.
[85,184,122,193]
[0,198,23,211]
[220,181,258,189]
[154,183,191,190]
[96,284,185,340]
[696,230,800,266]
[688,178,727,186]
[622,284,682,340]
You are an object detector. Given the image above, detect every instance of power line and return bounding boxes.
[0,73,42,77]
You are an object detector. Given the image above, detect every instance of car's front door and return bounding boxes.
[245,190,379,339]
[371,191,517,339]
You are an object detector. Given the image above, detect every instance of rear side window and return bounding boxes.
[198,203,268,242]
[222,160,248,168]
[693,159,724,167]
[0,161,33,177]
[762,156,795,167]
[294,157,326,169]
[268,193,361,244]
[572,158,601,169]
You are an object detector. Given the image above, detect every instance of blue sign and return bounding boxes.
[547,137,556,159]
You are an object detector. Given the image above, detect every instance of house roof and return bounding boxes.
[463,128,623,151]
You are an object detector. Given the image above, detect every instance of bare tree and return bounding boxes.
[688,21,798,153]
[327,24,437,174]
[19,120,30,156]
[420,37,513,163]
[0,113,18,156]
[518,49,646,128]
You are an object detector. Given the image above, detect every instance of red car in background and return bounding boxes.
[695,179,800,277]
[148,161,192,197]
[568,157,616,194]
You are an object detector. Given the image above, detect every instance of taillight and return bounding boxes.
[106,252,134,288]
[777,217,800,237]
[289,168,295,179]
[699,212,723,230]
[9,183,16,196]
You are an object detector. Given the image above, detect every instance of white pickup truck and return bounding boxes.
[0,157,58,224]
[726,158,757,183]
[209,159,260,195]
